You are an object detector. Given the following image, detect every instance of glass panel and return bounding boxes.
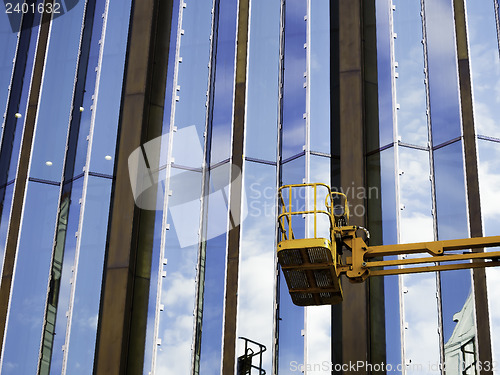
[401,273,440,374]
[279,155,305,373]
[197,162,234,374]
[0,8,19,119]
[393,0,428,147]
[73,0,107,178]
[197,233,227,374]
[398,146,437,371]
[477,140,500,238]
[424,0,462,146]
[7,9,40,182]
[282,0,306,160]
[398,147,433,240]
[0,4,42,193]
[367,148,401,370]
[29,0,86,181]
[245,0,280,161]
[305,155,330,373]
[433,142,468,241]
[88,0,132,175]
[236,161,276,373]
[64,175,112,374]
[46,177,84,375]
[171,0,213,157]
[432,142,472,365]
[153,165,203,374]
[153,208,198,374]
[143,206,164,375]
[477,139,500,369]
[309,0,330,154]
[466,0,500,137]
[209,0,237,164]
[0,184,14,275]
[143,0,180,371]
[151,1,213,371]
[376,0,395,148]
[380,148,398,246]
[0,182,60,374]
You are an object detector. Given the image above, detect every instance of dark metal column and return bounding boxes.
[92,0,172,373]
[0,6,52,351]
[338,0,369,371]
[332,0,385,373]
[221,0,249,373]
[453,1,493,373]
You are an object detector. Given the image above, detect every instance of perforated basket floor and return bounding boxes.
[278,239,343,306]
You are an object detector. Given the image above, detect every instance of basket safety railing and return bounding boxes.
[277,183,335,242]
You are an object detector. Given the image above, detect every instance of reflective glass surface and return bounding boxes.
[171,0,212,151]
[477,140,500,367]
[441,269,473,343]
[151,1,213,372]
[379,148,398,246]
[477,140,500,238]
[401,273,440,374]
[236,161,276,372]
[88,0,132,175]
[369,148,401,370]
[466,0,500,137]
[433,143,468,241]
[7,13,40,182]
[47,177,83,375]
[1,182,60,374]
[309,154,330,185]
[197,162,233,374]
[64,176,112,374]
[153,165,202,373]
[0,10,19,120]
[143,0,180,372]
[209,0,237,164]
[398,146,437,370]
[0,184,14,276]
[306,155,330,372]
[432,142,472,358]
[30,0,86,181]
[282,0,306,160]
[376,0,395,148]
[0,5,41,192]
[309,0,330,154]
[424,0,462,146]
[393,0,428,146]
[279,155,305,373]
[143,207,164,375]
[398,147,433,232]
[245,0,280,162]
[73,0,107,178]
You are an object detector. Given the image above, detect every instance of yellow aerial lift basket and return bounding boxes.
[277,183,500,307]
[277,183,347,306]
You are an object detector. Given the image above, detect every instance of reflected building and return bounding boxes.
[0,0,498,374]
[444,292,477,375]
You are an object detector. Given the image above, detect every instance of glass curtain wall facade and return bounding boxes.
[0,0,498,374]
